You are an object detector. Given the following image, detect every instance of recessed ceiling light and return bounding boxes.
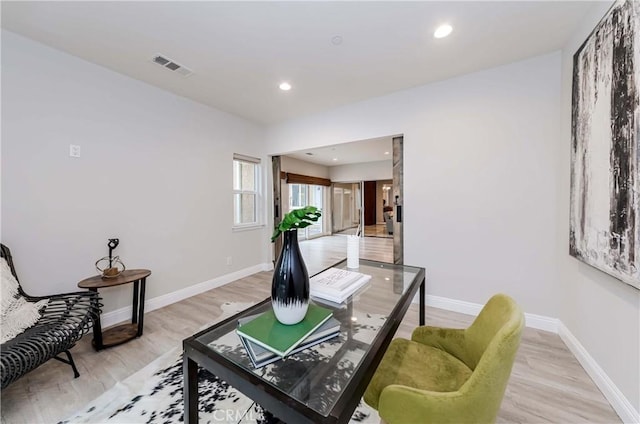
[384,151,390,155]
[279,82,292,91]
[331,35,343,46]
[332,158,338,161]
[434,24,453,39]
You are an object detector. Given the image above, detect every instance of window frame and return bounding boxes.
[285,182,325,240]
[232,153,263,231]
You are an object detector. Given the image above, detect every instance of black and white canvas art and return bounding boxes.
[570,0,639,289]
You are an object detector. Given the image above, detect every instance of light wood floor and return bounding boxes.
[300,235,393,274]
[0,236,620,423]
[364,224,392,239]
[334,226,392,239]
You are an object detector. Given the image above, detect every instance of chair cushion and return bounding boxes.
[364,338,473,409]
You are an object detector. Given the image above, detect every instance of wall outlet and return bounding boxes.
[226,256,232,266]
[69,144,81,158]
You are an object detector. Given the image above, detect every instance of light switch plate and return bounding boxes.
[69,144,81,158]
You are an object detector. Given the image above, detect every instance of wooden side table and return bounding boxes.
[78,269,151,350]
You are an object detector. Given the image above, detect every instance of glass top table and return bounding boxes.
[183,259,426,424]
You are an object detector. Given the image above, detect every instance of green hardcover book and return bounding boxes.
[236,304,333,357]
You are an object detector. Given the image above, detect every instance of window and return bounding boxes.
[287,183,324,240]
[289,184,307,209]
[233,153,261,228]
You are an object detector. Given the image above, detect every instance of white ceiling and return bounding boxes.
[1,1,597,125]
[287,136,393,166]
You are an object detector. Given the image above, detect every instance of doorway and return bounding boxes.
[362,179,393,238]
[271,134,404,264]
[332,182,361,235]
[363,181,376,226]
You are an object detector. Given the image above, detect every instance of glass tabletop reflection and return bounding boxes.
[192,259,422,418]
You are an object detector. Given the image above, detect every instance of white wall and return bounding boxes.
[1,31,270,313]
[280,156,330,179]
[265,46,639,417]
[558,2,640,413]
[329,160,392,182]
[267,52,562,318]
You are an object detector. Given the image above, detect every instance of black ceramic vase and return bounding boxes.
[272,229,310,325]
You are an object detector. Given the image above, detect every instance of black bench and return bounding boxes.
[1,243,102,389]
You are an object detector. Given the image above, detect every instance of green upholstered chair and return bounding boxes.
[364,293,524,424]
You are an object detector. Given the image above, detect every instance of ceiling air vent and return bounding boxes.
[152,54,193,77]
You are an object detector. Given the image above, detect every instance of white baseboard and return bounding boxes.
[558,322,639,424]
[425,295,560,332]
[426,294,483,316]
[100,262,272,329]
[425,294,637,423]
[521,311,560,333]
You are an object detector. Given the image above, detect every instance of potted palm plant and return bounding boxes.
[270,206,321,324]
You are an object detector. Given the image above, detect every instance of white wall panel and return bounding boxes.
[1,30,270,312]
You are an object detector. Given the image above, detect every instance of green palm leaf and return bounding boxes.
[271,206,322,242]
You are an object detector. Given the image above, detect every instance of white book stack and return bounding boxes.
[310,268,372,304]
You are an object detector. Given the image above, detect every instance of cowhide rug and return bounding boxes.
[60,302,381,424]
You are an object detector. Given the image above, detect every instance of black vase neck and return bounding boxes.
[283,229,299,246]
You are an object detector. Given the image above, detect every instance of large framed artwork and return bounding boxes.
[570,0,639,289]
